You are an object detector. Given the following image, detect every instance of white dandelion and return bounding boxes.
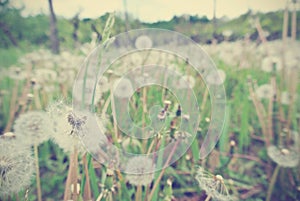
[267,145,299,168]
[0,138,35,197]
[46,100,83,153]
[13,111,53,146]
[255,84,274,100]
[281,91,292,105]
[261,56,282,72]
[7,66,28,80]
[135,35,153,49]
[125,156,155,186]
[195,166,236,201]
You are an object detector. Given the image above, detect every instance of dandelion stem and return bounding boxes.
[248,80,269,146]
[200,87,208,112]
[266,165,280,201]
[142,86,148,153]
[34,143,42,201]
[135,185,142,201]
[147,140,179,201]
[267,76,276,144]
[82,154,92,200]
[110,86,119,140]
[33,88,42,110]
[286,70,298,145]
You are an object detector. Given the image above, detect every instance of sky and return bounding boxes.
[11,0,287,22]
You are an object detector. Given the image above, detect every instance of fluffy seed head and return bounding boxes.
[13,111,53,146]
[0,138,35,196]
[135,35,153,49]
[47,100,83,153]
[195,166,236,201]
[267,145,299,167]
[255,84,274,100]
[125,156,155,186]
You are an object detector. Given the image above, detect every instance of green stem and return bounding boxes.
[34,144,42,201]
[266,165,280,201]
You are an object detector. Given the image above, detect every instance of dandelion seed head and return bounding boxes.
[125,156,155,186]
[7,66,27,80]
[0,139,34,196]
[13,111,52,146]
[47,100,83,153]
[135,35,153,49]
[267,145,299,167]
[195,166,236,201]
[255,84,274,99]
[261,56,282,72]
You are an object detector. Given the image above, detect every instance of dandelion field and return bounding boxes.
[0,7,300,201]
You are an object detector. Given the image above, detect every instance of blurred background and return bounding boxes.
[0,0,300,201]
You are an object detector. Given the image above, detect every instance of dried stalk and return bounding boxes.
[83,154,92,200]
[147,140,179,201]
[247,80,269,146]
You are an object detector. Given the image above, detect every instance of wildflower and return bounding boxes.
[178,75,196,89]
[267,145,299,167]
[261,56,282,72]
[13,111,53,146]
[0,138,35,196]
[195,166,236,201]
[255,84,274,99]
[135,35,153,49]
[125,156,155,186]
[113,78,134,98]
[206,69,226,85]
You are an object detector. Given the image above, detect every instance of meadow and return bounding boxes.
[0,7,300,201]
